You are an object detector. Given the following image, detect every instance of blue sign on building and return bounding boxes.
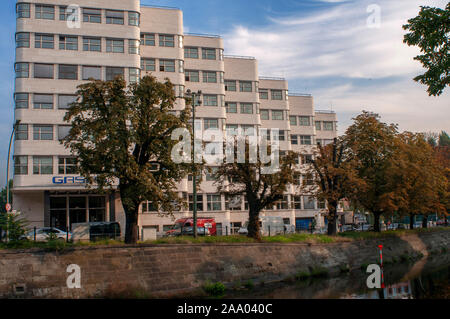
[52,176,86,184]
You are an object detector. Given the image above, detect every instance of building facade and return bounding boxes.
[12,0,339,236]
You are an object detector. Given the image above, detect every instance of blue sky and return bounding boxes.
[1,0,449,187]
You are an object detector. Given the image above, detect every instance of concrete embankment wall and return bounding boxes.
[0,230,449,298]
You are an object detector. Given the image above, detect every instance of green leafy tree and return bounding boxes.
[214,140,296,240]
[439,131,450,146]
[0,212,28,242]
[0,180,13,214]
[344,112,400,232]
[63,75,192,244]
[403,3,450,96]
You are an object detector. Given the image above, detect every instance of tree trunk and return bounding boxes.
[247,205,261,241]
[327,204,338,236]
[422,216,428,229]
[373,213,381,232]
[410,214,415,230]
[124,208,139,244]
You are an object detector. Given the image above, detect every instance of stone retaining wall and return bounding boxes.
[0,230,449,298]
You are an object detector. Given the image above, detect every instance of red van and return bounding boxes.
[165,218,217,237]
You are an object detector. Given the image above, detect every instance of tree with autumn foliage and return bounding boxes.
[388,132,447,229]
[344,112,400,232]
[63,75,192,244]
[214,137,297,240]
[302,138,358,236]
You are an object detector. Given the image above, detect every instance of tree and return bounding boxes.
[214,139,296,240]
[439,131,450,146]
[344,111,400,232]
[403,3,450,96]
[389,132,447,229]
[0,180,13,214]
[304,138,358,236]
[64,75,192,244]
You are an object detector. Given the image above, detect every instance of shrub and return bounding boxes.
[203,281,226,297]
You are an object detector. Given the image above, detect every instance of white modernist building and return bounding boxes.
[12,0,339,236]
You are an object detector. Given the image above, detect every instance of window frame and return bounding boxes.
[106,10,124,25]
[159,59,175,72]
[225,80,237,92]
[140,33,155,46]
[239,81,253,92]
[202,71,217,83]
[106,38,124,53]
[159,34,175,47]
[35,33,54,49]
[14,156,28,175]
[184,47,199,59]
[82,65,102,80]
[15,93,29,109]
[83,37,101,52]
[16,32,30,48]
[141,59,156,72]
[33,94,54,109]
[33,156,53,175]
[16,3,30,18]
[59,35,78,51]
[83,8,102,23]
[240,103,253,114]
[15,124,29,140]
[34,63,54,79]
[202,48,216,60]
[33,125,53,141]
[35,4,55,20]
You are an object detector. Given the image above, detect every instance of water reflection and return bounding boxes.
[227,255,450,299]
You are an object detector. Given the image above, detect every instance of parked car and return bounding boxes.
[20,227,71,242]
[165,218,216,237]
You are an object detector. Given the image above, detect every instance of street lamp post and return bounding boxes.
[186,89,202,238]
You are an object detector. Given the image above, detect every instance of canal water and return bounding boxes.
[226,253,450,299]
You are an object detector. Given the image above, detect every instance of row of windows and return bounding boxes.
[14,156,76,175]
[225,102,256,114]
[184,47,224,60]
[16,33,140,54]
[225,80,255,93]
[260,109,286,120]
[14,93,76,110]
[259,89,285,100]
[15,63,140,83]
[141,58,184,73]
[184,70,225,83]
[141,34,184,48]
[15,124,70,141]
[315,121,335,131]
[16,3,140,26]
[142,194,324,213]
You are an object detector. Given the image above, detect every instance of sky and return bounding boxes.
[0,0,449,187]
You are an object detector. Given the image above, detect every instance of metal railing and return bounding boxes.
[259,76,286,81]
[140,4,180,10]
[185,33,221,38]
[289,93,312,97]
[224,55,256,60]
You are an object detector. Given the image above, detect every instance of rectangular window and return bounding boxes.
[34,64,54,79]
[35,34,54,49]
[276,196,289,210]
[291,135,298,145]
[293,196,301,210]
[299,116,311,126]
[272,110,284,120]
[58,95,77,109]
[33,94,53,109]
[83,37,101,52]
[58,157,77,174]
[202,48,216,60]
[271,90,283,100]
[129,39,140,54]
[259,90,269,100]
[290,116,297,126]
[58,65,78,80]
[82,66,101,80]
[225,80,236,92]
[129,12,140,26]
[185,70,199,82]
[106,67,124,81]
[239,81,252,92]
[15,63,29,78]
[140,33,155,46]
[83,8,101,23]
[188,194,203,212]
[14,156,28,175]
[141,59,156,72]
[302,174,315,186]
[59,36,78,50]
[184,47,199,59]
[226,102,237,114]
[129,68,140,83]
[159,59,175,72]
[315,121,322,131]
[58,125,71,140]
[35,4,54,20]
[260,109,269,120]
[159,35,174,47]
[277,130,286,141]
[16,3,30,18]
[303,196,315,210]
[203,71,217,83]
[203,95,218,107]
[33,125,53,140]
[15,93,29,109]
[106,39,124,53]
[16,32,30,48]
[207,195,221,211]
[303,154,314,164]
[300,135,312,145]
[106,10,124,25]
[33,156,53,175]
[323,121,334,131]
[204,119,219,131]
[240,103,253,114]
[59,6,70,21]
[15,124,28,140]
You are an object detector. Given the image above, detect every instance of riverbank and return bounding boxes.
[0,229,449,299]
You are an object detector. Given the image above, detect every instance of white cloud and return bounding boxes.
[223,0,450,133]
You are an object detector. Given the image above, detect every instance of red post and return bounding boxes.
[378,245,385,289]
